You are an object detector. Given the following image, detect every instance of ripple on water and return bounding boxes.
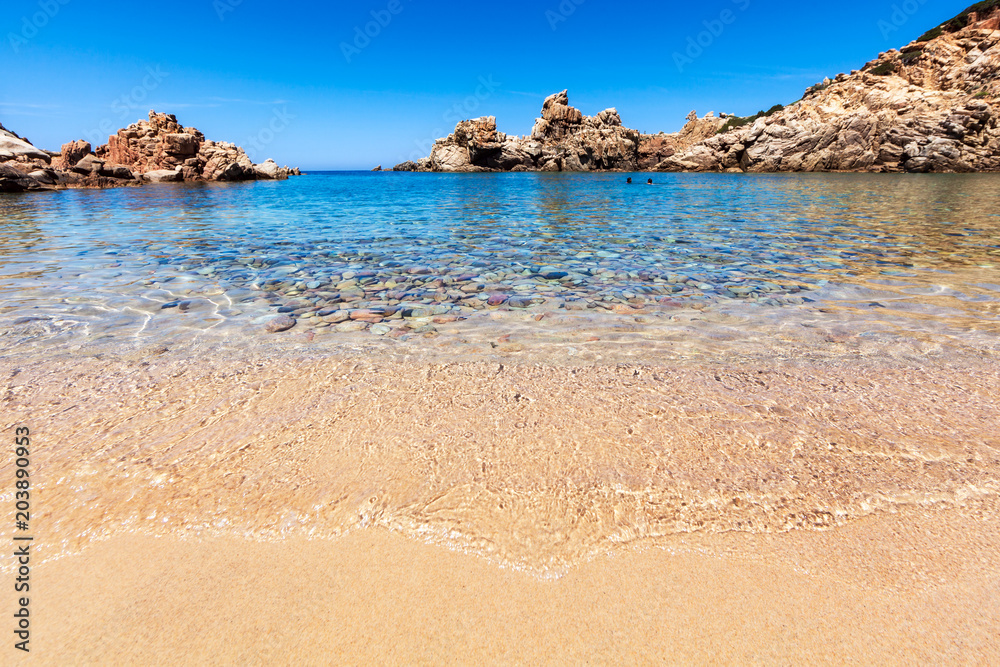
[3,173,1000,573]
[2,174,1000,360]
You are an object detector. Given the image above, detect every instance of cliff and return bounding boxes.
[0,110,300,193]
[658,2,1000,172]
[395,3,1000,174]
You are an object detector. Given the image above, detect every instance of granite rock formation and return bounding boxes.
[99,111,300,182]
[396,90,647,172]
[657,3,1000,173]
[395,3,1000,174]
[392,91,767,173]
[0,110,301,193]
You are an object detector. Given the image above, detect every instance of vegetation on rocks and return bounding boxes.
[918,0,1000,41]
[869,61,898,76]
[717,105,785,134]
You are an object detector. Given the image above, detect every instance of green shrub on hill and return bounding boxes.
[917,0,1000,42]
[717,104,785,134]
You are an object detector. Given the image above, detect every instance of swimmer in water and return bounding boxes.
[627,177,632,184]
[647,178,653,184]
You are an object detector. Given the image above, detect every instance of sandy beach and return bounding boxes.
[3,342,998,662]
[8,498,1000,664]
[5,0,1000,661]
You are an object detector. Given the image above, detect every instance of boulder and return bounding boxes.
[57,140,92,168]
[28,169,57,185]
[162,133,200,156]
[143,168,183,183]
[96,110,295,182]
[108,164,136,180]
[0,132,50,162]
[0,163,45,192]
[430,143,472,171]
[254,159,283,179]
[71,154,105,175]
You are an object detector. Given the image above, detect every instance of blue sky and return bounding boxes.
[2,0,967,170]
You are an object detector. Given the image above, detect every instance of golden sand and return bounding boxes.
[2,343,998,662]
[9,500,1000,665]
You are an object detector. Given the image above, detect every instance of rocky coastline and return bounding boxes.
[0,110,300,193]
[4,4,999,187]
[394,3,1000,174]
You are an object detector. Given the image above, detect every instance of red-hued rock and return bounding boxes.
[56,140,92,168]
[487,294,509,306]
[163,133,199,156]
[98,110,295,182]
[1,111,299,191]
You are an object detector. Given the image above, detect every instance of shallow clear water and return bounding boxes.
[5,172,1000,574]
[2,172,1000,361]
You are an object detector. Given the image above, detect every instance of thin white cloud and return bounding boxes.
[207,97,290,105]
[0,102,61,110]
[145,102,222,109]
[0,108,64,118]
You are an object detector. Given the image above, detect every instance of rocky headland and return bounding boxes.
[395,2,1000,173]
[0,110,300,193]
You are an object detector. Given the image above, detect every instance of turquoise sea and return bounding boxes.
[2,172,1000,362]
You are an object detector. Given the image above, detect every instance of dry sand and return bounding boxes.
[2,343,998,663]
[9,499,1000,665]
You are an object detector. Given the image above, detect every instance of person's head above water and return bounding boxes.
[627,177,632,184]
[647,178,653,184]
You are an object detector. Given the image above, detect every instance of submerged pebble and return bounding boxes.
[265,315,296,333]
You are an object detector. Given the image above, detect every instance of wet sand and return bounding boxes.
[2,343,999,662]
[11,499,1000,664]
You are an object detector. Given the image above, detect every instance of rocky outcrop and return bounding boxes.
[1,123,51,163]
[657,4,1000,173]
[396,4,1000,174]
[396,91,736,173]
[398,90,645,172]
[54,140,92,168]
[0,110,301,193]
[99,111,299,182]
[1,122,57,192]
[0,163,48,193]
[637,113,732,169]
